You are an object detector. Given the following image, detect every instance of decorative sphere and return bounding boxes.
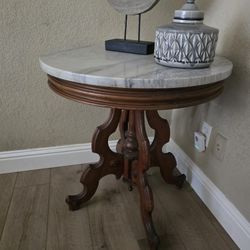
[107,0,159,15]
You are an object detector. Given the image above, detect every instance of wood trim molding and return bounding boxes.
[48,75,224,110]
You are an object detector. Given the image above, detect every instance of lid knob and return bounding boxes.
[173,0,204,24]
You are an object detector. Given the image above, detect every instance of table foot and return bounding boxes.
[66,164,100,210]
[146,111,186,188]
[66,109,123,211]
[157,152,186,189]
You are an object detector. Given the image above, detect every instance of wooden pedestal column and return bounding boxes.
[66,108,185,250]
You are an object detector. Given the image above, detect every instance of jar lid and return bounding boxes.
[173,0,204,24]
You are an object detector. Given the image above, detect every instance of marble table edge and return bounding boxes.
[39,47,233,89]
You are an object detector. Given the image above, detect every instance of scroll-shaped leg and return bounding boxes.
[134,111,160,250]
[146,110,186,188]
[66,109,123,210]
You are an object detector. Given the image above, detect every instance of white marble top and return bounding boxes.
[39,45,233,89]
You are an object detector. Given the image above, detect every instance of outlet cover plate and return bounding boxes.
[213,133,228,161]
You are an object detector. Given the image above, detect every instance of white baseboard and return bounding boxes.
[0,142,114,174]
[165,139,250,250]
[0,139,249,249]
[0,144,93,174]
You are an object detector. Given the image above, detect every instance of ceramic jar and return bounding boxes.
[154,0,219,68]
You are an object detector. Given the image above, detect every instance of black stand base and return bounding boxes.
[105,39,154,55]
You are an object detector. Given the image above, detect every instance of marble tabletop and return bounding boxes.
[39,45,233,89]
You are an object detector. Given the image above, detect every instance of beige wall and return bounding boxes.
[0,0,179,151]
[171,0,250,221]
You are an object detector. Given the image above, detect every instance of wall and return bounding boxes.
[0,0,180,151]
[171,0,250,221]
[1,0,248,227]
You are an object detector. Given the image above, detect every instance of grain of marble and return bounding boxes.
[39,45,233,89]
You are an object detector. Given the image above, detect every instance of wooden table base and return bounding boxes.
[66,108,186,250]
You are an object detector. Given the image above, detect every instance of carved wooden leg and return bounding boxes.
[66,109,123,210]
[134,111,160,250]
[146,110,186,188]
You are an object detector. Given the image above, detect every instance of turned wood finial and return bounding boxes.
[124,131,138,160]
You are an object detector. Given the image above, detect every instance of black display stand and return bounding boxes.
[105,14,154,55]
[105,39,154,55]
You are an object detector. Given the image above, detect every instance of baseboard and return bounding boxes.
[0,141,115,174]
[0,139,249,249]
[165,139,250,250]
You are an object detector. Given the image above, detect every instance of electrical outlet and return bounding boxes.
[213,133,228,161]
[201,121,213,148]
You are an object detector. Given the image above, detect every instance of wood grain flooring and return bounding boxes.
[0,165,238,250]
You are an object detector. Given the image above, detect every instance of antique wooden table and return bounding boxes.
[40,45,232,250]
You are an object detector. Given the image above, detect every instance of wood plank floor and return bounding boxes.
[0,165,238,250]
